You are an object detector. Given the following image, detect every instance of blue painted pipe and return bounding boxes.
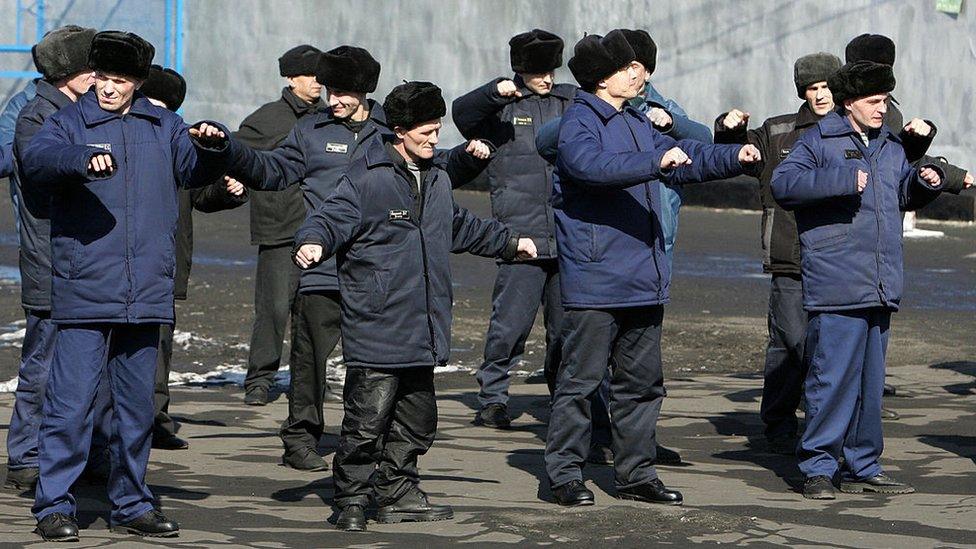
[0,70,41,79]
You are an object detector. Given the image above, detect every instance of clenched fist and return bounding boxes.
[496,79,522,98]
[516,237,537,260]
[660,147,692,170]
[294,243,324,269]
[88,152,115,176]
[189,122,227,148]
[466,139,492,159]
[738,144,762,163]
[919,166,942,187]
[722,109,749,130]
[224,175,245,196]
[964,172,974,189]
[647,107,672,129]
[903,118,932,137]
[856,170,868,193]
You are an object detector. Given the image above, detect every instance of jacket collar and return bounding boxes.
[511,75,575,100]
[575,90,627,123]
[34,79,74,111]
[794,101,821,128]
[819,110,900,144]
[312,98,387,129]
[78,90,162,127]
[281,86,323,117]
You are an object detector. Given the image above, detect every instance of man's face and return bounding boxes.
[288,74,322,103]
[396,120,441,161]
[520,71,554,95]
[630,61,650,88]
[845,93,888,130]
[804,82,834,116]
[599,64,639,100]
[64,70,95,97]
[326,88,365,119]
[94,72,141,112]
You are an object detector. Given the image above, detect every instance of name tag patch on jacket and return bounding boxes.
[513,116,533,126]
[845,149,863,159]
[389,209,411,221]
[325,142,348,154]
[779,148,791,158]
[88,143,112,152]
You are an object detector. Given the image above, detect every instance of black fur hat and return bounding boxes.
[31,25,96,82]
[509,29,564,73]
[793,52,842,98]
[88,31,155,80]
[619,29,657,74]
[567,30,635,92]
[278,44,322,77]
[845,34,896,66]
[383,81,446,130]
[141,65,186,111]
[316,45,380,93]
[827,61,895,103]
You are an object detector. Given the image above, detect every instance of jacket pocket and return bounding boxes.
[67,239,84,279]
[809,230,850,252]
[583,224,604,262]
[344,270,390,315]
[164,232,176,278]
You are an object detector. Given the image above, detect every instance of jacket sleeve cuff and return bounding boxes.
[189,120,231,152]
[917,163,946,190]
[499,233,519,261]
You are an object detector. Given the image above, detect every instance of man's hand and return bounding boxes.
[294,243,323,269]
[189,122,227,148]
[496,79,522,98]
[903,118,932,137]
[516,237,537,260]
[856,170,868,193]
[88,152,114,176]
[466,139,491,159]
[224,175,245,196]
[963,171,973,189]
[919,166,942,187]
[647,107,672,129]
[660,147,691,170]
[722,108,749,130]
[738,144,762,164]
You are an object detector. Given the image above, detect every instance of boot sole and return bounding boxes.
[109,525,179,537]
[802,492,836,500]
[375,510,454,524]
[840,483,915,494]
[555,498,595,507]
[616,493,683,506]
[34,530,79,542]
[335,522,366,532]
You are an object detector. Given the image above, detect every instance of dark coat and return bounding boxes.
[885,98,969,194]
[21,90,232,324]
[12,79,73,311]
[771,111,943,312]
[235,87,322,246]
[714,102,823,275]
[554,91,746,309]
[227,101,391,294]
[174,184,248,300]
[452,77,575,259]
[294,139,515,369]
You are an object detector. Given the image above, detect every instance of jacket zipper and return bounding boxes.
[122,117,133,319]
[415,171,438,360]
[870,142,885,304]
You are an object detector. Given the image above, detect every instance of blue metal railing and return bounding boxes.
[0,0,45,78]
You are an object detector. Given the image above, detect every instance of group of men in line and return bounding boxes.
[0,20,970,541]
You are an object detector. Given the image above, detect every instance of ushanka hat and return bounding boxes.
[88,30,155,80]
[383,81,446,130]
[827,60,895,103]
[845,33,896,66]
[279,44,322,77]
[793,52,842,98]
[316,45,380,93]
[141,64,187,110]
[567,30,635,92]
[509,29,564,73]
[32,25,96,82]
[618,29,657,74]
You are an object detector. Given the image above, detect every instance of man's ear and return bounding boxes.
[393,126,407,140]
[134,78,145,91]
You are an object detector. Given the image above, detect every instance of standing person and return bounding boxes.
[0,79,37,229]
[714,52,842,454]
[23,31,234,540]
[544,31,760,507]
[139,65,249,451]
[771,61,945,500]
[288,81,537,531]
[452,29,574,429]
[239,45,324,407]
[4,25,112,493]
[227,45,388,472]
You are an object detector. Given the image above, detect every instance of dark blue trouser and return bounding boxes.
[798,309,889,481]
[7,310,110,470]
[761,274,807,440]
[245,243,301,392]
[546,306,665,490]
[33,323,160,525]
[477,260,562,407]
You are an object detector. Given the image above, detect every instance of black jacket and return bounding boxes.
[228,101,391,293]
[293,139,516,369]
[235,87,322,246]
[174,184,249,300]
[452,77,575,259]
[884,99,969,195]
[12,80,73,311]
[715,102,823,275]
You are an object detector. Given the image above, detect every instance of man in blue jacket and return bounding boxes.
[771,61,944,500]
[227,45,389,472]
[290,81,537,531]
[5,25,112,493]
[544,31,760,507]
[22,31,234,541]
[452,29,574,429]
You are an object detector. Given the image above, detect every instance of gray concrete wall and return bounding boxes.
[2,0,974,164]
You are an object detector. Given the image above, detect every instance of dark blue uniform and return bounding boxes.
[21,90,230,524]
[771,111,942,481]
